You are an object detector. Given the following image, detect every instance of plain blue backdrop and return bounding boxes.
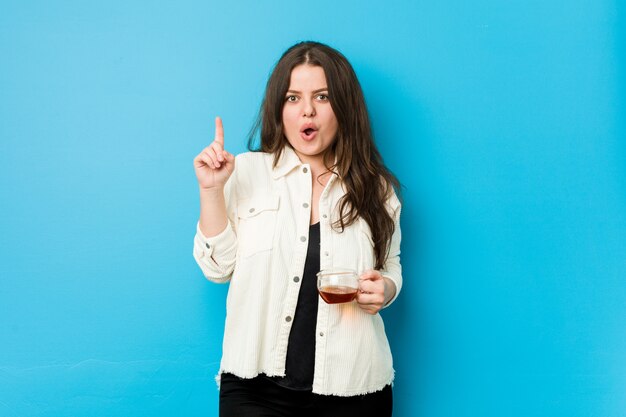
[1,1,624,416]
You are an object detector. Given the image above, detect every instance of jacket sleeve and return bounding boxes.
[192,170,239,283]
[381,192,402,307]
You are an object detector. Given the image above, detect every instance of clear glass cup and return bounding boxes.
[317,269,359,304]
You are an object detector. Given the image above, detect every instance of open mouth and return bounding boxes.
[300,125,318,140]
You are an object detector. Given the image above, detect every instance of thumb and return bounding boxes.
[223,150,235,163]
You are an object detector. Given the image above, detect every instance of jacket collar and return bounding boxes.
[271,146,304,179]
[271,145,341,181]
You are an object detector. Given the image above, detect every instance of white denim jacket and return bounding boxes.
[193,146,402,396]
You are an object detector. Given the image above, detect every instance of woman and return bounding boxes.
[193,41,402,416]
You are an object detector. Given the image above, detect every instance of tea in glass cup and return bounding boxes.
[317,269,359,304]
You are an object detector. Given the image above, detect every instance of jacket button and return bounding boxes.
[205,243,210,249]
[285,316,292,322]
[303,203,309,208]
[302,167,308,173]
[300,236,306,242]
[293,276,300,283]
[249,208,255,213]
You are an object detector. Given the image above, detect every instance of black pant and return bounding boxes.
[219,373,393,417]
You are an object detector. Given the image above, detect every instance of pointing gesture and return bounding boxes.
[194,117,235,190]
[214,115,225,147]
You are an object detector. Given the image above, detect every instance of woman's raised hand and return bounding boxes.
[194,117,235,190]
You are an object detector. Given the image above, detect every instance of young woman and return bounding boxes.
[193,41,402,417]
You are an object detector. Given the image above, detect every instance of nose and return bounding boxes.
[303,99,316,117]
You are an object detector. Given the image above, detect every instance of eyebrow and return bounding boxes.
[286,88,328,94]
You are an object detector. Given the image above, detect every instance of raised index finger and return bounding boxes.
[214,116,224,146]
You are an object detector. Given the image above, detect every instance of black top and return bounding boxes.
[267,222,320,390]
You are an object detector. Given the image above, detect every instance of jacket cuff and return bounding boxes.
[381,272,402,307]
[194,222,237,264]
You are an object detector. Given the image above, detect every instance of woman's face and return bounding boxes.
[282,64,339,167]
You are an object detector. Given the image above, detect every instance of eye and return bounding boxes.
[285,95,298,102]
[316,94,329,101]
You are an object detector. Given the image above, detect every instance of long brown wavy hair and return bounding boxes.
[248,41,400,270]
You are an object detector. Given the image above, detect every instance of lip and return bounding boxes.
[300,123,318,133]
[300,130,318,141]
[299,123,319,141]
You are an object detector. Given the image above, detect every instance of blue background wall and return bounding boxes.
[1,1,624,416]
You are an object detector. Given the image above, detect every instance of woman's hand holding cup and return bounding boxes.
[356,270,388,315]
[317,269,393,314]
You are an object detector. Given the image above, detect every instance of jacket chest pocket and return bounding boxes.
[236,195,280,259]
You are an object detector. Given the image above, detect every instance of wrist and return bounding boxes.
[199,185,225,197]
[382,276,396,306]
